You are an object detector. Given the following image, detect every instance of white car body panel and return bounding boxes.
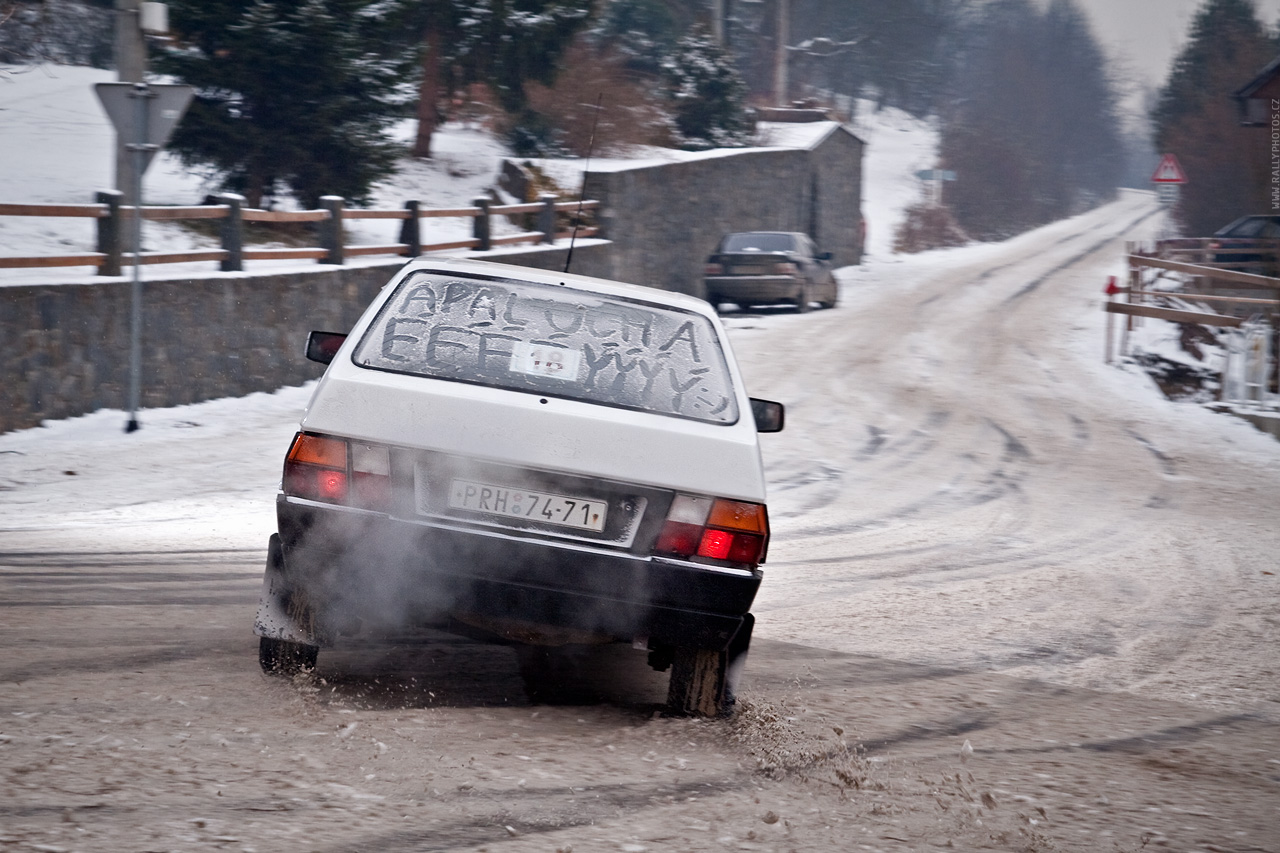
[300,258,769,502]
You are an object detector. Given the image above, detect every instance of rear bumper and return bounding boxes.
[704,275,802,303]
[269,497,761,651]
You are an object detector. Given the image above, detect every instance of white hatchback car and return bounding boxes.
[254,258,783,716]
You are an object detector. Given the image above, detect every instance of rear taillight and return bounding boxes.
[705,262,724,275]
[773,261,798,274]
[654,494,769,568]
[283,433,391,512]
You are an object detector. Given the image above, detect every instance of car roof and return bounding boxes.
[395,257,717,316]
[1215,215,1280,236]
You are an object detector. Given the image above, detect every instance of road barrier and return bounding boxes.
[0,193,599,275]
[1105,242,1280,407]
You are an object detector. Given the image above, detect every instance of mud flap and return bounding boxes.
[724,612,754,705]
[253,534,320,647]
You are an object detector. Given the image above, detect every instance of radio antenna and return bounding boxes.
[564,92,603,275]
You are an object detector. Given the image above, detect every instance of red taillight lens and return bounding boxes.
[705,262,724,275]
[315,468,348,502]
[655,521,703,557]
[697,529,733,560]
[283,433,348,504]
[774,261,798,274]
[654,495,769,567]
[282,433,391,511]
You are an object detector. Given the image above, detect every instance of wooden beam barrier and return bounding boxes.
[489,232,544,247]
[0,203,106,218]
[344,209,411,220]
[1105,301,1243,327]
[552,200,599,212]
[1128,254,1280,289]
[1127,289,1280,307]
[0,254,105,269]
[241,209,328,223]
[421,238,482,252]
[118,250,228,266]
[137,206,227,221]
[418,207,482,218]
[490,203,545,215]
[344,244,409,257]
[555,227,600,240]
[242,247,329,261]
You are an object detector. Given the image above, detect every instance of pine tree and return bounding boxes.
[155,0,405,209]
[660,25,753,150]
[1151,0,1276,234]
[939,0,1123,239]
[377,0,593,158]
[590,0,693,75]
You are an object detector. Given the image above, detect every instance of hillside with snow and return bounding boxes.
[0,63,940,286]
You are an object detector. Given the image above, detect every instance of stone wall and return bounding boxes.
[581,124,863,298]
[0,244,614,435]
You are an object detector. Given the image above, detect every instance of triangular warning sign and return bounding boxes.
[1151,153,1186,183]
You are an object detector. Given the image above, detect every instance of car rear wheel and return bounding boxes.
[819,282,838,309]
[794,283,812,313]
[259,636,318,675]
[666,614,753,717]
[667,646,730,716]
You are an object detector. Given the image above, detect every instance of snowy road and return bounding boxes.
[2,190,1279,851]
[735,189,1280,715]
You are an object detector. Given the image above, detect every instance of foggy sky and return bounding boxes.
[1075,0,1280,100]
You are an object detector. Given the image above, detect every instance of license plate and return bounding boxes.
[732,264,767,275]
[447,478,607,532]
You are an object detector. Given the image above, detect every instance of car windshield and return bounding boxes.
[352,272,740,424]
[722,233,796,253]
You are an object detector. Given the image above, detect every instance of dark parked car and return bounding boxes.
[704,231,838,313]
[1210,215,1280,271]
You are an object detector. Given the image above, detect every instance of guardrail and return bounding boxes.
[0,192,600,276]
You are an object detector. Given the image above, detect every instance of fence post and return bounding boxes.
[320,196,345,265]
[218,193,244,272]
[473,197,490,251]
[96,190,123,276]
[538,194,556,244]
[400,200,421,257]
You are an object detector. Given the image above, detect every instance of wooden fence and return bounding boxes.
[0,192,600,276]
[1105,242,1280,386]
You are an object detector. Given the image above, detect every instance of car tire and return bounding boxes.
[667,646,731,716]
[819,290,838,309]
[259,636,318,675]
[794,283,812,314]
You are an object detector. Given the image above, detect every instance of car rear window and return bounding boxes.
[352,272,740,424]
[723,233,795,253]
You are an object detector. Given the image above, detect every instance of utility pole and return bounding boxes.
[773,0,789,106]
[710,0,725,45]
[114,0,146,204]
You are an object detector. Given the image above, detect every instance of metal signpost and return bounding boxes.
[94,82,193,432]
